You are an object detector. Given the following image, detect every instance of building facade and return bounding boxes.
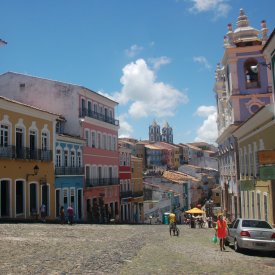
[55,133,85,222]
[0,96,59,220]
[214,9,272,221]
[0,72,120,223]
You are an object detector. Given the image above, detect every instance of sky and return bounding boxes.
[1,0,275,145]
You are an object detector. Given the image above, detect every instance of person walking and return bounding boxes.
[215,214,227,251]
[40,203,46,222]
[60,206,65,225]
[67,205,74,225]
[168,212,176,236]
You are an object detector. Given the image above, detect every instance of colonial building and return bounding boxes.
[55,133,85,222]
[130,156,144,223]
[118,141,132,222]
[0,96,59,220]
[233,104,275,226]
[214,9,273,220]
[0,72,120,223]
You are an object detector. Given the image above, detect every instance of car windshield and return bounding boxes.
[242,220,272,229]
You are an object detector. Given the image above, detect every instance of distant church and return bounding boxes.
[149,120,173,144]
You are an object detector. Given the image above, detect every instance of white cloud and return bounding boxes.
[195,105,216,117]
[125,44,143,58]
[194,105,218,144]
[193,56,212,70]
[118,114,134,138]
[113,59,188,119]
[148,56,171,70]
[188,0,231,18]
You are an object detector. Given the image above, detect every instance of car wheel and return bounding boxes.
[234,239,242,252]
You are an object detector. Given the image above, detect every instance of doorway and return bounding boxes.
[0,180,10,217]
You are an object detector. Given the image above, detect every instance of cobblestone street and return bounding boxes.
[0,223,275,275]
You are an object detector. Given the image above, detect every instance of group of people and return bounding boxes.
[39,204,74,225]
[168,211,228,252]
[60,205,74,225]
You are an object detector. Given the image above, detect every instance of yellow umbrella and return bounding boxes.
[185,207,205,214]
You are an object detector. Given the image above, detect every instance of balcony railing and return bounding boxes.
[0,145,52,161]
[132,191,144,197]
[120,190,144,198]
[79,108,119,126]
[55,166,84,175]
[120,191,133,198]
[86,177,119,187]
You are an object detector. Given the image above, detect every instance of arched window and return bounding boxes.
[244,59,259,88]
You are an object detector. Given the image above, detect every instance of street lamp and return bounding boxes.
[26,165,39,181]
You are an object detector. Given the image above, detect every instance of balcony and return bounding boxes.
[85,177,119,187]
[0,145,52,161]
[120,191,133,198]
[132,191,143,197]
[79,108,119,126]
[55,166,84,176]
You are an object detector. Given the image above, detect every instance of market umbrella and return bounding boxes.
[185,207,205,214]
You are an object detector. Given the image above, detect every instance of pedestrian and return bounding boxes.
[40,203,46,222]
[60,206,65,224]
[67,204,74,225]
[215,214,227,251]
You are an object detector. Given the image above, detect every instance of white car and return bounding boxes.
[226,218,275,252]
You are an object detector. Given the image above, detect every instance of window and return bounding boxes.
[85,129,89,146]
[244,59,259,88]
[257,193,261,219]
[77,151,81,167]
[97,133,101,149]
[29,130,37,159]
[91,132,96,148]
[81,99,86,115]
[88,101,92,116]
[264,194,268,222]
[71,151,75,167]
[252,192,255,219]
[103,134,106,150]
[94,103,98,113]
[16,127,24,158]
[70,188,75,205]
[64,150,69,167]
[42,132,48,150]
[63,189,68,204]
[108,135,111,150]
[0,124,9,146]
[56,149,61,167]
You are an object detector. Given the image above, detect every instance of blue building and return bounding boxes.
[55,133,85,222]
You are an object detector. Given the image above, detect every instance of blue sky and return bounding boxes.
[1,0,274,144]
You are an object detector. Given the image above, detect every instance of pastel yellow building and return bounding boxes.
[130,156,144,223]
[0,96,60,220]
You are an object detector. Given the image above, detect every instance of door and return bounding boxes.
[29,183,37,215]
[77,189,82,220]
[0,180,10,217]
[56,189,60,218]
[42,185,49,216]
